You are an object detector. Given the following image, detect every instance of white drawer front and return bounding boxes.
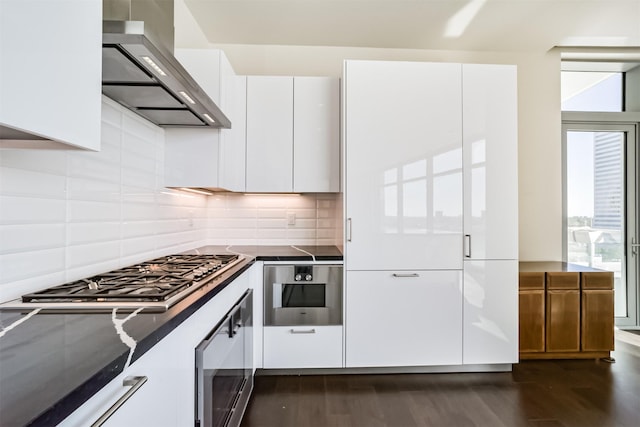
[263,326,343,369]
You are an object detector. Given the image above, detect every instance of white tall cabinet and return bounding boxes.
[462,64,518,365]
[343,60,518,369]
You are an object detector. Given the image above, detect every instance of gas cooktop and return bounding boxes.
[0,254,244,312]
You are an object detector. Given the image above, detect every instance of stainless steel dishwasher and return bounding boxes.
[195,290,253,427]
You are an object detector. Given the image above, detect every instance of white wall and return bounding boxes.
[210,43,563,261]
[0,97,209,303]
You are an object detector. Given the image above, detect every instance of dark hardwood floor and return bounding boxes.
[241,335,640,427]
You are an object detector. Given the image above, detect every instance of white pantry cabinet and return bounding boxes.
[263,326,343,369]
[0,0,101,150]
[343,60,463,271]
[343,59,518,369]
[219,75,248,192]
[462,64,518,260]
[463,260,518,364]
[246,76,295,192]
[59,264,258,427]
[293,77,341,193]
[345,270,463,368]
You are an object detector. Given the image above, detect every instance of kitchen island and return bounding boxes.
[0,245,341,427]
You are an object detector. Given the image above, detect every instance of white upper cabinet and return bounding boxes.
[219,76,247,192]
[293,77,340,193]
[246,76,295,193]
[0,0,101,150]
[344,60,463,271]
[166,49,245,190]
[462,64,518,260]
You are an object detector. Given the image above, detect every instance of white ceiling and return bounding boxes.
[183,0,640,53]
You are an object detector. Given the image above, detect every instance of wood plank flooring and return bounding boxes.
[241,332,640,427]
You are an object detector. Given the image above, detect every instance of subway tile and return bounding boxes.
[101,96,123,127]
[67,177,121,203]
[65,259,121,283]
[0,248,65,284]
[258,209,286,219]
[0,224,65,254]
[287,229,317,239]
[257,218,287,229]
[0,196,66,224]
[67,222,120,245]
[122,220,157,238]
[66,241,120,269]
[68,199,120,223]
[122,203,159,221]
[0,167,66,198]
[292,208,316,219]
[0,150,67,175]
[295,218,317,229]
[121,236,157,258]
[317,218,335,229]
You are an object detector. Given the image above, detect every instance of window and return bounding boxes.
[561,72,623,112]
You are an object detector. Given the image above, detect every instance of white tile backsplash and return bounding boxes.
[206,193,339,246]
[0,97,343,303]
[0,97,208,303]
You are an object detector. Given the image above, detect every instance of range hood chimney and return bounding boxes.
[102,0,230,128]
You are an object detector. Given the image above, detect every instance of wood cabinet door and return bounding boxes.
[519,290,545,353]
[546,290,580,352]
[582,290,615,351]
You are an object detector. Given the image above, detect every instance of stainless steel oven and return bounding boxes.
[264,264,342,326]
[195,289,253,427]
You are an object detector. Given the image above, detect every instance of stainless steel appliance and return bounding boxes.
[0,254,245,312]
[264,264,343,326]
[195,290,253,427]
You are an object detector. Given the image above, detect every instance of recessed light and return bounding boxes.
[203,113,216,123]
[178,91,196,105]
[141,56,166,76]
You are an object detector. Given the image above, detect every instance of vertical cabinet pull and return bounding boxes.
[91,376,148,427]
[347,218,353,242]
[464,234,471,258]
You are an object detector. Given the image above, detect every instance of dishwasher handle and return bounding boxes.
[91,375,148,427]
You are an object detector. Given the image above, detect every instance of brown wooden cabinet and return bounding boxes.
[519,262,614,360]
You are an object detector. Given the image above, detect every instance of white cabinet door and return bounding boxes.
[246,76,294,192]
[0,0,101,150]
[164,128,220,188]
[263,326,343,369]
[463,260,518,364]
[219,76,247,192]
[462,64,518,260]
[293,77,340,193]
[345,270,462,368]
[344,60,463,271]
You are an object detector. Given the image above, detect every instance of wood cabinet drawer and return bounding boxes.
[546,272,579,290]
[263,326,343,369]
[519,272,545,290]
[581,272,614,290]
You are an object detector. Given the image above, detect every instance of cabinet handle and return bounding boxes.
[91,376,148,427]
[464,234,471,258]
[347,218,352,242]
[290,328,316,334]
[392,273,419,278]
[632,237,640,256]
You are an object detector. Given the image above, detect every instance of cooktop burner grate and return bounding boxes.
[21,254,240,304]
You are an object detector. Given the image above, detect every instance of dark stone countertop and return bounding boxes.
[519,261,611,273]
[185,244,344,262]
[0,245,342,427]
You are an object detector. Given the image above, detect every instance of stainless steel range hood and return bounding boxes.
[102,0,230,128]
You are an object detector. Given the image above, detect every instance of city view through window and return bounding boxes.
[562,72,627,316]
